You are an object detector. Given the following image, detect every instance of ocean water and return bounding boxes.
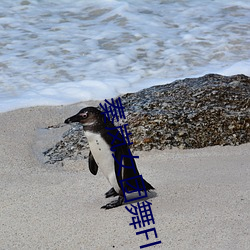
[0,0,249,112]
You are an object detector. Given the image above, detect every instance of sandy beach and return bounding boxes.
[0,102,249,250]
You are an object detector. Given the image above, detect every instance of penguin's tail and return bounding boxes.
[143,178,154,191]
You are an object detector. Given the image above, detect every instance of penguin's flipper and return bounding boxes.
[105,187,118,198]
[88,151,98,175]
[101,196,124,209]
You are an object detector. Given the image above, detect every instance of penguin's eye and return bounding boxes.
[79,112,88,119]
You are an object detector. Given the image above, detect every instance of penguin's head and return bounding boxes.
[65,107,103,128]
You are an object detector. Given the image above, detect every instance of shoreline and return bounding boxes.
[0,103,249,249]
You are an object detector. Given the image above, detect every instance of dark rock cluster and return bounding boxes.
[43,124,88,164]
[123,74,250,150]
[43,74,250,163]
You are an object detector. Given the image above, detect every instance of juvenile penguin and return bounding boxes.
[65,107,154,209]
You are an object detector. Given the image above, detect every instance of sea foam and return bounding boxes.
[0,0,249,112]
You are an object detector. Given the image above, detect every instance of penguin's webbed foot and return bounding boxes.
[105,187,118,198]
[101,196,124,209]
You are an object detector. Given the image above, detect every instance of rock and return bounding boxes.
[43,74,250,164]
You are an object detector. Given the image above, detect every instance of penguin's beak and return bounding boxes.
[64,114,81,124]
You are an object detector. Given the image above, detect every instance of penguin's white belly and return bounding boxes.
[85,131,120,193]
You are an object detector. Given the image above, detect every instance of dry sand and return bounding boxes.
[0,102,249,250]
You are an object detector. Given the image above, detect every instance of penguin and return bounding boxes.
[65,107,154,209]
